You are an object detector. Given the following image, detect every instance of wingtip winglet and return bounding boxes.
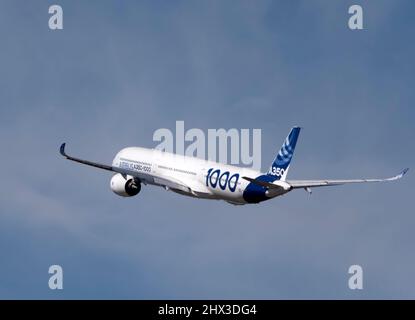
[395,168,409,180]
[59,143,67,157]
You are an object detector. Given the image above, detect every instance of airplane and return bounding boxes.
[59,127,408,205]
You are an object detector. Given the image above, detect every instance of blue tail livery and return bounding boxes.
[267,126,301,181]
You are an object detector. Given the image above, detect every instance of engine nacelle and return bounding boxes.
[110,173,141,197]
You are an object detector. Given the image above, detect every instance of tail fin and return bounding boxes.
[267,127,301,181]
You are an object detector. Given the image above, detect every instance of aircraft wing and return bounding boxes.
[59,143,154,183]
[60,143,114,171]
[286,168,409,189]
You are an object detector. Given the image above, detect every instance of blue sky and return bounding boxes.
[0,0,414,299]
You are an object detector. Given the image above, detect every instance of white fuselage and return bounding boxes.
[111,147,291,205]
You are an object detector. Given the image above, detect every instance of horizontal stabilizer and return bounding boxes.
[242,176,284,190]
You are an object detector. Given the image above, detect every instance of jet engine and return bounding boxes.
[110,173,141,197]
